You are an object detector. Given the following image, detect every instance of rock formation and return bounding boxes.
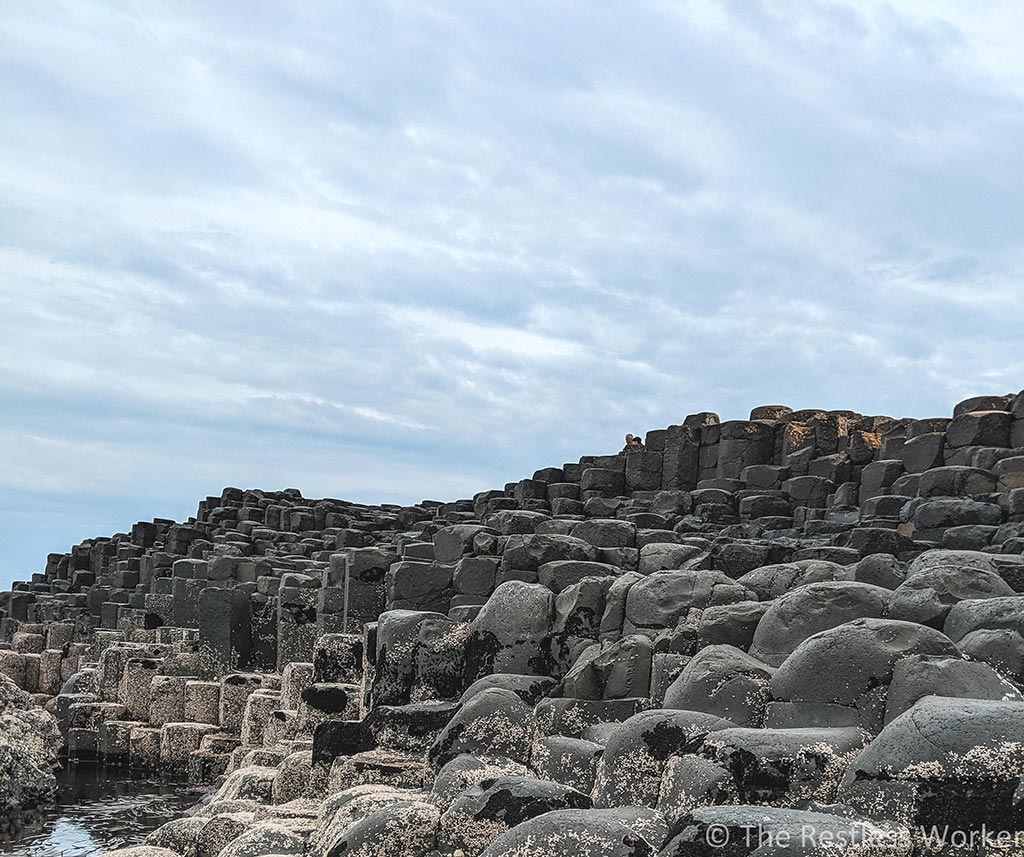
[0,673,60,826]
[2,391,1024,854]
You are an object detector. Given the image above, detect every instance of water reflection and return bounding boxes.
[2,762,202,857]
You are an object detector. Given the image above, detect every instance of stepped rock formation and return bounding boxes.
[4,391,1024,855]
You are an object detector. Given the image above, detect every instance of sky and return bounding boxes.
[2,1,1024,587]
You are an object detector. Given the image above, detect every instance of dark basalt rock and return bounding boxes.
[660,805,903,857]
[592,709,736,808]
[886,564,1014,628]
[427,687,534,771]
[768,618,959,732]
[736,561,842,600]
[5,391,1024,852]
[0,674,61,823]
[839,696,1024,831]
[662,645,774,727]
[321,800,439,857]
[532,735,605,794]
[439,775,592,854]
[459,672,557,706]
[479,808,656,857]
[749,581,890,667]
[699,725,869,806]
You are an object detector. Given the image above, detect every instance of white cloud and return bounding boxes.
[1,0,1023,584]
[383,307,587,361]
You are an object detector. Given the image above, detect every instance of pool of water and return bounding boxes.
[1,763,205,857]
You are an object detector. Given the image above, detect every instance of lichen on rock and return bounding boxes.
[0,673,61,825]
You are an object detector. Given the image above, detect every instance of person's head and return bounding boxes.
[630,433,642,445]
[625,433,634,444]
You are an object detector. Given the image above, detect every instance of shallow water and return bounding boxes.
[1,762,202,857]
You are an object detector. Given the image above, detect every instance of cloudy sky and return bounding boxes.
[2,1,1023,586]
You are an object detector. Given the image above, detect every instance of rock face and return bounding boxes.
[2,390,1024,854]
[0,674,60,822]
[840,696,1024,830]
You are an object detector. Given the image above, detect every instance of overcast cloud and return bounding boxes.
[2,1,1024,586]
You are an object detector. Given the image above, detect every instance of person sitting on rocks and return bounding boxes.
[623,433,644,451]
